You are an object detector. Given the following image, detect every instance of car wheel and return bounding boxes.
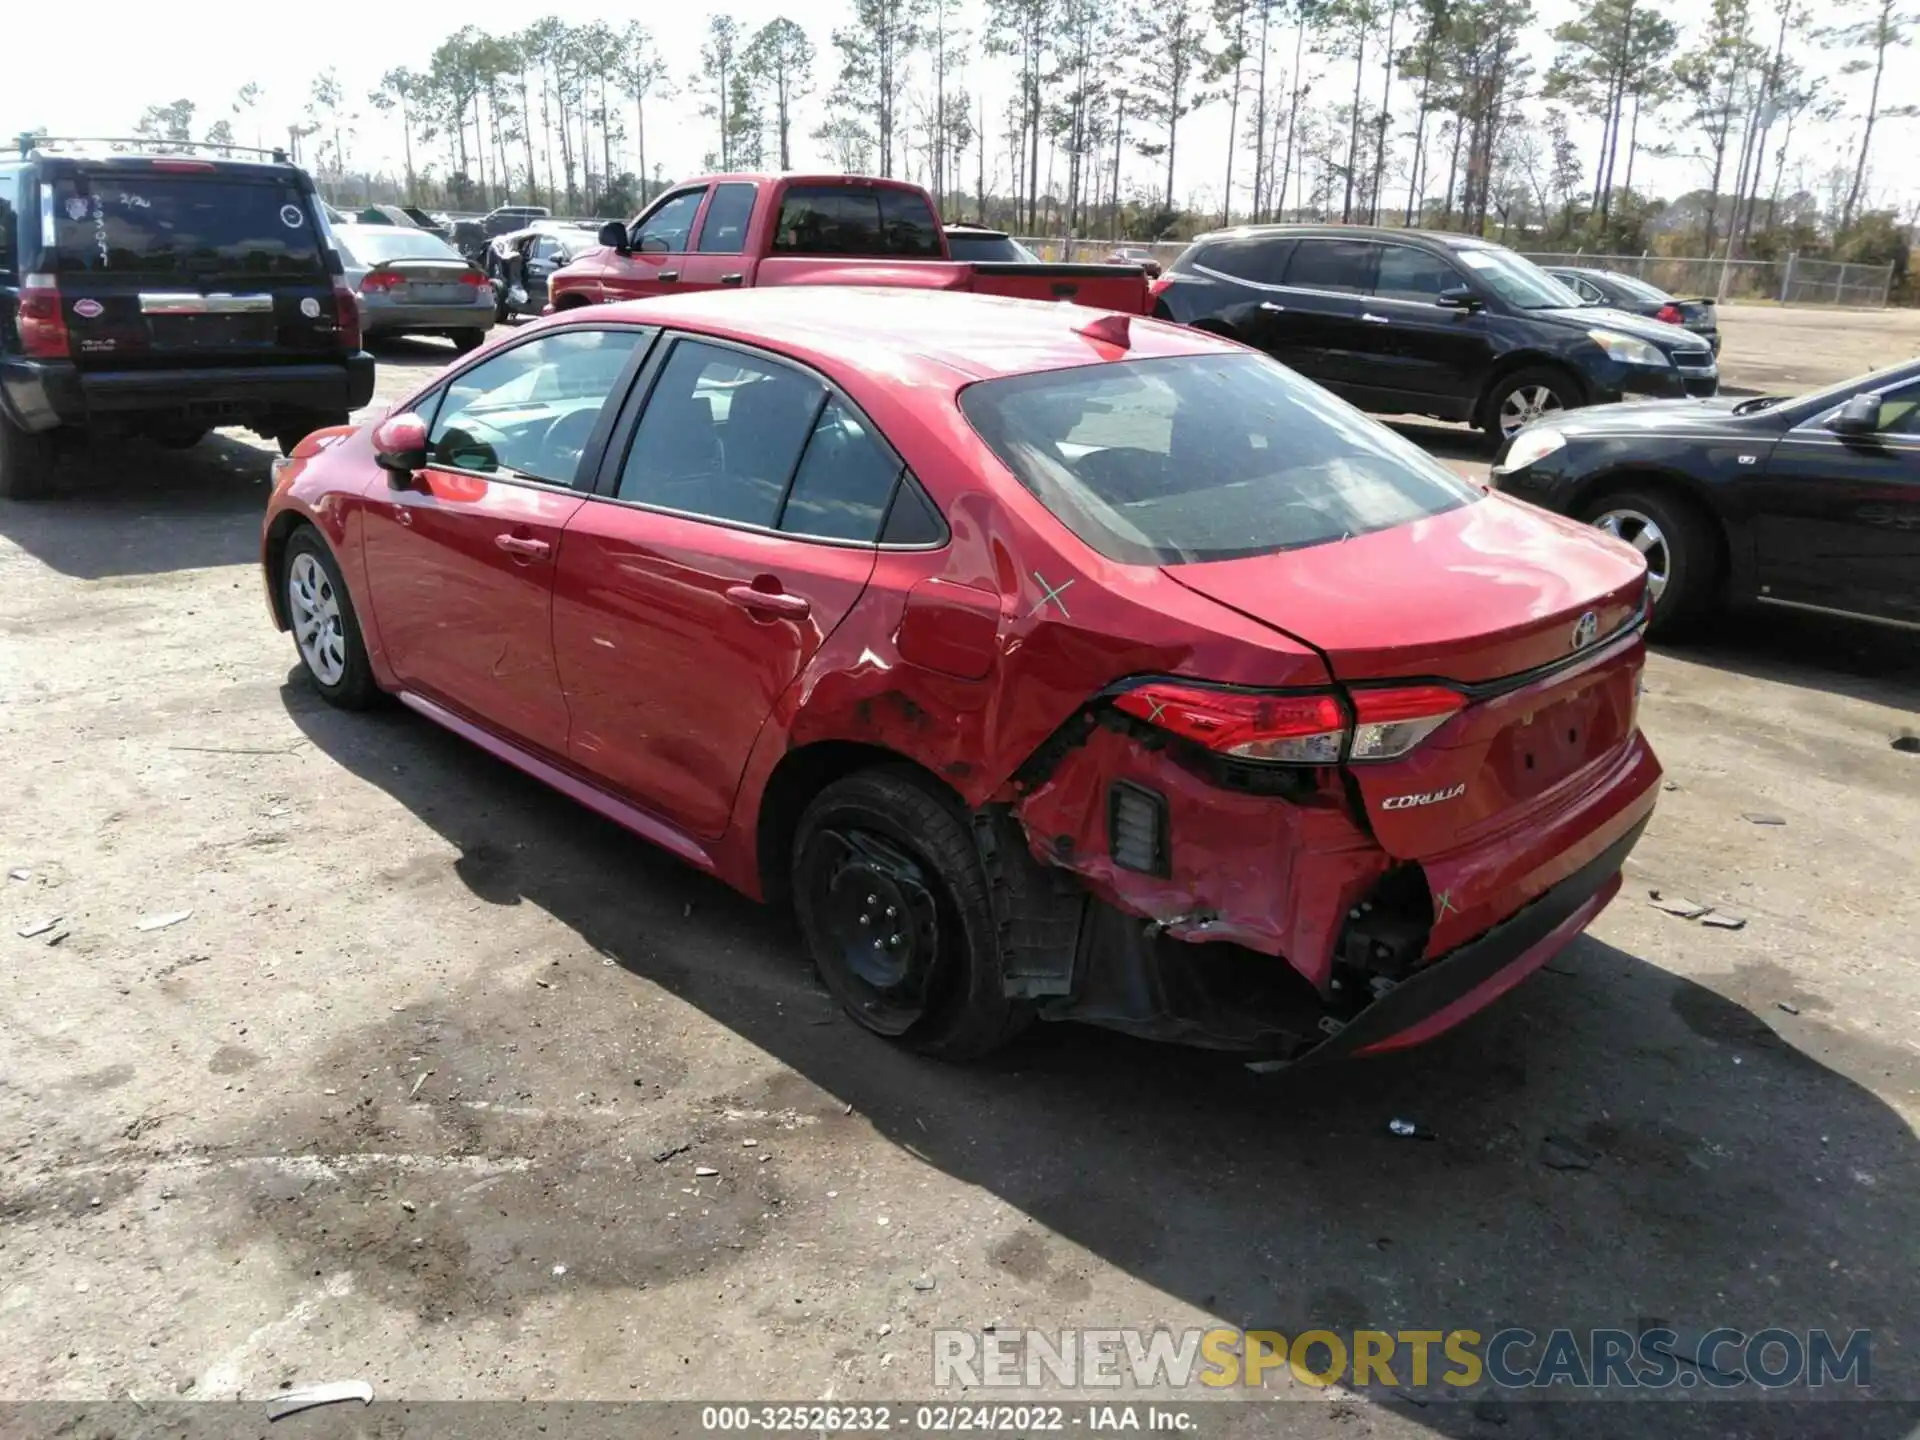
[792,768,1032,1061]
[1483,367,1578,443]
[283,526,381,709]
[493,285,512,324]
[0,412,67,500]
[452,328,488,354]
[1579,487,1718,638]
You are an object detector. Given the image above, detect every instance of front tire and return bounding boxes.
[1482,366,1579,444]
[0,413,66,500]
[451,328,488,353]
[792,768,1031,1060]
[283,526,380,709]
[1578,486,1718,637]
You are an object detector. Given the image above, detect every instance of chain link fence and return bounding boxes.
[1014,236,1895,308]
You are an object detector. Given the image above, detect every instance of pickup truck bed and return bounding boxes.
[549,174,1151,316]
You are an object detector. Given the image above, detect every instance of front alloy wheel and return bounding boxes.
[1592,508,1669,605]
[1498,383,1566,438]
[288,551,347,686]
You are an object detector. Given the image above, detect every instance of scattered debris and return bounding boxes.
[1539,1135,1596,1171]
[1700,912,1747,930]
[169,741,307,757]
[911,1274,936,1292]
[1386,1118,1434,1140]
[843,1101,855,1115]
[1648,890,1710,919]
[8,868,29,882]
[266,1381,373,1421]
[652,1143,691,1163]
[552,1264,567,1277]
[742,1139,758,1148]
[1661,781,1679,792]
[877,1216,891,1226]
[694,1166,719,1177]
[1891,734,1920,755]
[534,978,552,989]
[409,1071,431,1097]
[134,910,192,932]
[399,1200,416,1214]
[16,916,61,939]
[1777,1001,1800,1015]
[1740,812,1786,826]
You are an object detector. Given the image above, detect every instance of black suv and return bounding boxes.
[1153,226,1719,442]
[0,142,375,497]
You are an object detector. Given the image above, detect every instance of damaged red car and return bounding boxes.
[262,288,1661,1062]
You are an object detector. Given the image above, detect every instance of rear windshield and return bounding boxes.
[338,228,462,264]
[959,353,1480,565]
[945,231,1037,263]
[773,186,942,257]
[48,174,326,277]
[1598,271,1671,304]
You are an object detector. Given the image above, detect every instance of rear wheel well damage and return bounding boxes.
[755,741,959,907]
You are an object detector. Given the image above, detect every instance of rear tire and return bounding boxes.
[1577,486,1719,638]
[451,328,487,353]
[0,412,66,500]
[792,768,1032,1061]
[282,526,381,709]
[1481,366,1581,445]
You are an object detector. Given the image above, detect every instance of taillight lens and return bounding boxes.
[19,274,70,359]
[1348,685,1468,760]
[359,270,404,292]
[1655,303,1683,325]
[1147,274,1174,304]
[1114,680,1466,764]
[459,269,487,288]
[1114,683,1346,764]
[332,282,362,350]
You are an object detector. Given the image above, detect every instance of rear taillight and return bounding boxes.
[332,282,362,350]
[1655,303,1683,325]
[1113,680,1465,765]
[459,269,487,288]
[18,274,70,358]
[1147,274,1174,304]
[359,270,404,292]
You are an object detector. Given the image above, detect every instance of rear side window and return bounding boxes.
[1283,239,1376,294]
[945,231,1037,263]
[696,183,758,254]
[773,186,941,257]
[0,165,18,278]
[960,352,1479,566]
[782,399,903,540]
[47,174,327,277]
[1195,237,1292,285]
[1373,245,1463,302]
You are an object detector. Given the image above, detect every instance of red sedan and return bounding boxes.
[262,289,1660,1062]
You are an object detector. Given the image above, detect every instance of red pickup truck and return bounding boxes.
[547,173,1151,314]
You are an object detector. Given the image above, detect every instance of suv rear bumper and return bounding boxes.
[2,354,376,433]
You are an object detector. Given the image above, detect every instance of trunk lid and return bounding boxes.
[44,169,341,367]
[1165,495,1649,859]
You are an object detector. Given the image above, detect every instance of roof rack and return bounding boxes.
[17,134,292,163]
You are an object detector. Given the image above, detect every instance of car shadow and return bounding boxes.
[1386,419,1490,466]
[1656,608,1920,715]
[0,432,273,579]
[281,681,1920,1436]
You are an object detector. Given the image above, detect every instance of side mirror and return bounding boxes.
[1437,287,1482,312]
[373,412,429,482]
[1829,392,1882,436]
[597,220,630,254]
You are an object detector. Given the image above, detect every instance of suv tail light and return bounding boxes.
[1113,680,1465,765]
[1655,303,1683,325]
[332,282,362,350]
[19,274,70,359]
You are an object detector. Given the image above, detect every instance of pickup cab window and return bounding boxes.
[696,183,758,254]
[634,188,707,253]
[773,186,941,257]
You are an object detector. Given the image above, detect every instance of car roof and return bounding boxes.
[574,287,1236,385]
[1189,223,1499,252]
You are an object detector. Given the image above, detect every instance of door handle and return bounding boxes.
[657,270,680,282]
[724,584,810,619]
[1258,300,1286,312]
[494,533,551,559]
[1361,312,1391,325]
[720,273,745,286]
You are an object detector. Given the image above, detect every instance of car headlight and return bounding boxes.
[1587,328,1672,367]
[1493,426,1568,474]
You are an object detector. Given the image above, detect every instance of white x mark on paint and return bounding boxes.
[1435,890,1460,920]
[1145,697,1169,723]
[1028,571,1075,619]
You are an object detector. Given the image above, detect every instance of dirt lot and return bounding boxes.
[3,315,1918,1439]
[1715,303,1920,394]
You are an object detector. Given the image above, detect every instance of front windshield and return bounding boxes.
[1455,247,1585,310]
[1773,358,1920,419]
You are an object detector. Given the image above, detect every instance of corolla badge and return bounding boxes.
[1382,783,1467,811]
[1570,610,1600,650]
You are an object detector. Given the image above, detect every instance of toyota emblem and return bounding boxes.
[1570,611,1600,650]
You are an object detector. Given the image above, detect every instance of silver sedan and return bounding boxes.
[332,224,496,352]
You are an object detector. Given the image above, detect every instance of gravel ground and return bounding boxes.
[2,318,1917,1440]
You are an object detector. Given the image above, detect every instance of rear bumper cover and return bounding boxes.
[1,354,376,431]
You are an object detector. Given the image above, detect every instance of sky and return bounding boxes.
[10,0,1918,231]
